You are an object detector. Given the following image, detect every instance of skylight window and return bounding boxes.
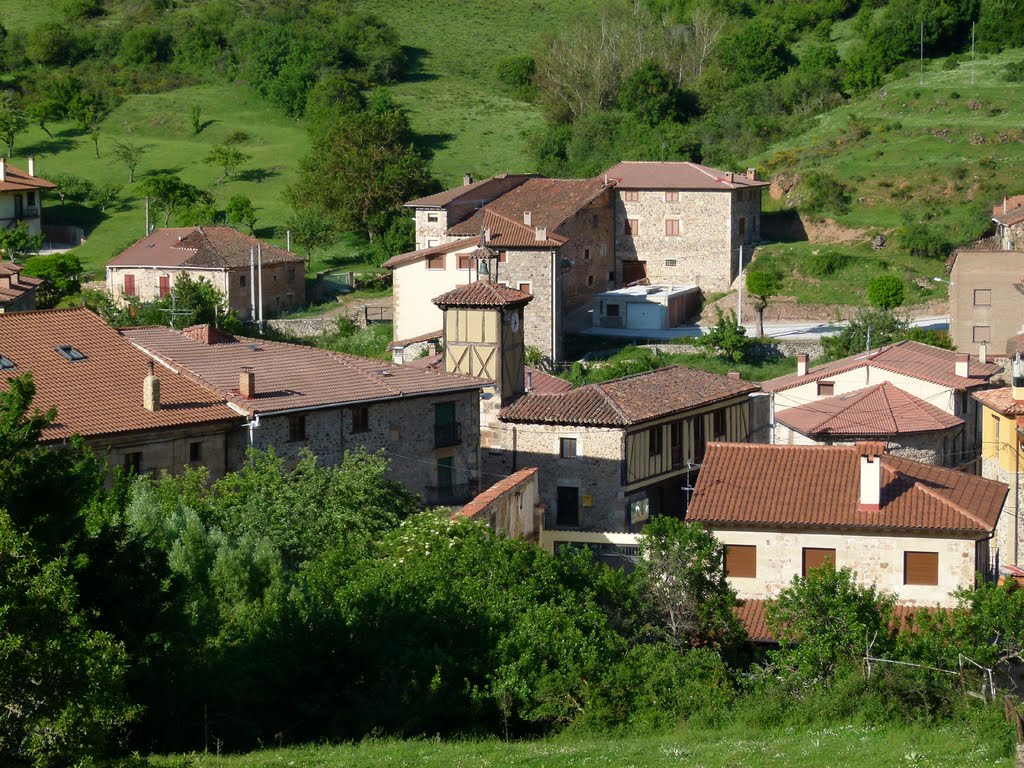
[55,345,87,362]
[0,355,15,370]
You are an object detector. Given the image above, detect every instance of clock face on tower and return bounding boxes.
[510,312,520,334]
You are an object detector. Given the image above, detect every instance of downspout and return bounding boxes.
[551,250,557,361]
[1016,434,1020,566]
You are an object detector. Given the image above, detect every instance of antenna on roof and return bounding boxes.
[156,287,192,329]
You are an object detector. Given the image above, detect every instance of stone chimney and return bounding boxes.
[463,173,473,186]
[1013,354,1024,402]
[1005,197,1009,215]
[143,361,161,412]
[856,442,885,512]
[523,211,532,226]
[728,370,741,380]
[797,353,809,377]
[979,342,988,365]
[0,158,5,183]
[27,157,34,177]
[534,226,547,241]
[746,168,756,180]
[955,352,969,379]
[240,366,256,399]
[725,171,734,183]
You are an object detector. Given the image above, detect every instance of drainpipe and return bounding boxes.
[245,413,261,461]
[249,247,256,322]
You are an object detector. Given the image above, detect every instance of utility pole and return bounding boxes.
[971,22,976,86]
[736,244,744,329]
[145,196,150,236]
[257,242,264,326]
[920,21,925,86]
[249,247,256,322]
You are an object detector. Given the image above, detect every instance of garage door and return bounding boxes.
[627,302,663,330]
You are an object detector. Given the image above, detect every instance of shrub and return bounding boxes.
[120,26,174,65]
[1004,60,1024,82]
[495,55,535,88]
[897,222,952,259]
[866,274,905,310]
[803,250,851,278]
[801,171,853,218]
[698,308,751,363]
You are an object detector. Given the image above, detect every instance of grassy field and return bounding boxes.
[150,720,1014,767]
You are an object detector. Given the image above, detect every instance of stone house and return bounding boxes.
[0,308,241,479]
[389,175,617,361]
[124,323,484,505]
[992,195,1024,250]
[106,227,306,320]
[0,260,43,312]
[762,342,1003,469]
[948,248,1024,356]
[603,161,768,292]
[687,442,1008,608]
[0,157,54,237]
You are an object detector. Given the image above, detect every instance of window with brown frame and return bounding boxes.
[584,248,591,260]
[624,190,639,202]
[974,288,992,306]
[665,219,680,236]
[457,253,472,270]
[426,254,445,270]
[497,251,507,262]
[559,437,578,458]
[624,219,638,236]
[518,282,531,294]
[724,545,756,578]
[123,274,136,296]
[665,190,679,202]
[158,275,171,298]
[904,551,938,585]
[802,547,836,576]
[817,381,835,397]
[973,326,991,343]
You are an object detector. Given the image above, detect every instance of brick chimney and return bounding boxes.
[797,353,809,376]
[463,173,473,186]
[856,441,885,512]
[534,226,547,241]
[728,370,741,380]
[523,211,532,226]
[955,352,969,379]
[143,361,161,412]
[746,168,757,181]
[240,366,256,399]
[27,157,34,177]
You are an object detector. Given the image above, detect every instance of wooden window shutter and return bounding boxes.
[724,544,756,578]
[904,551,938,585]
[802,547,836,577]
[426,254,445,270]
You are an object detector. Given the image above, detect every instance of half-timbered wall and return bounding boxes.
[444,308,499,381]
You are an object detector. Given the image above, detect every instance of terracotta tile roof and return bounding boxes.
[106,227,302,269]
[736,599,939,642]
[404,173,539,208]
[432,280,534,309]
[387,329,443,350]
[0,308,239,441]
[382,238,474,270]
[972,386,1024,416]
[603,161,768,191]
[1006,335,1024,357]
[0,261,43,307]
[122,325,484,416]
[687,443,1007,535]
[776,382,964,437]
[993,195,1024,226]
[499,366,758,427]
[761,341,1002,393]
[406,353,572,394]
[455,467,539,520]
[0,161,56,193]
[445,177,610,246]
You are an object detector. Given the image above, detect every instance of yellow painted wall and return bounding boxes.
[980,403,1024,472]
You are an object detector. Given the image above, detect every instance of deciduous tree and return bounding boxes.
[0,90,27,157]
[137,173,213,226]
[204,142,250,184]
[747,267,782,337]
[112,138,147,183]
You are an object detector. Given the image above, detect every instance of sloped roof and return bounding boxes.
[0,308,239,441]
[687,443,1007,536]
[0,161,56,193]
[776,381,964,437]
[735,600,937,643]
[0,261,43,307]
[406,353,572,394]
[603,161,768,191]
[993,195,1024,226]
[1007,334,1024,357]
[404,173,539,208]
[499,366,758,427]
[123,325,483,416]
[107,227,302,270]
[761,341,1002,393]
[432,280,534,309]
[382,238,474,270]
[972,386,1024,416]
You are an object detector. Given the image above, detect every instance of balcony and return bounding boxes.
[434,422,462,448]
[424,483,476,507]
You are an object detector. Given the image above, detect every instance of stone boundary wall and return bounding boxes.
[265,317,340,337]
[456,467,542,542]
[640,339,824,361]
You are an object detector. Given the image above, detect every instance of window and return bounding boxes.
[434,401,459,448]
[123,452,142,474]
[427,212,439,222]
[288,267,296,282]
[497,250,507,263]
[693,415,707,462]
[608,271,615,282]
[713,409,726,439]
[624,219,638,236]
[665,259,677,267]
[591,214,599,228]
[724,545,756,578]
[560,437,578,458]
[607,303,620,317]
[624,190,639,202]
[518,282,531,294]
[288,414,307,442]
[189,442,202,462]
[738,217,746,236]
[159,275,171,298]
[240,274,247,287]
[457,253,472,270]
[427,239,439,247]
[665,219,679,236]
[557,486,580,526]
[351,405,369,433]
[904,551,939,585]
[55,345,87,362]
[973,326,991,343]
[587,275,594,286]
[665,190,679,202]
[426,254,445,270]
[817,381,835,397]
[584,248,591,260]
[671,421,683,467]
[802,547,836,576]
[0,355,14,370]
[123,274,136,296]
[27,191,35,206]
[649,427,663,457]
[974,289,991,306]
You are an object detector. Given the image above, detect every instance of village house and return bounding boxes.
[0,157,54,237]
[948,247,1024,357]
[0,260,43,312]
[388,175,616,361]
[123,323,484,505]
[762,342,1002,469]
[0,308,241,478]
[687,442,1008,608]
[105,226,306,320]
[603,160,767,292]
[992,194,1024,250]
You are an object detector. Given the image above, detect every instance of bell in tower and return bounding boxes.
[473,229,500,284]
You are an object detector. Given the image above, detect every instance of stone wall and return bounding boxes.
[643,339,825,360]
[981,456,1024,569]
[555,188,617,311]
[456,466,542,542]
[772,424,953,466]
[709,526,980,607]
[97,423,234,482]
[414,209,449,249]
[265,316,341,337]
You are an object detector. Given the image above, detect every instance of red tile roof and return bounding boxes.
[107,227,302,269]
[736,599,939,643]
[382,237,475,270]
[603,161,768,191]
[776,381,964,437]
[688,443,1007,535]
[993,195,1024,226]
[1006,334,1024,357]
[404,174,538,209]
[499,366,758,427]
[432,280,534,309]
[455,467,539,520]
[0,260,43,307]
[762,341,1002,393]
[0,161,56,193]
[387,329,444,350]
[0,308,239,441]
[123,325,483,416]
[972,386,1024,416]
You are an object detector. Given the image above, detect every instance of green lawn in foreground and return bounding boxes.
[150,721,1013,768]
